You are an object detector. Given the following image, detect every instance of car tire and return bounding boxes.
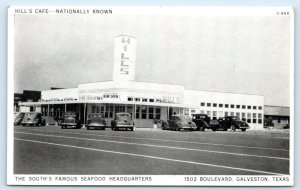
[199,126,205,131]
[230,125,236,131]
[87,127,90,130]
[212,127,217,131]
[103,127,105,130]
[241,128,246,132]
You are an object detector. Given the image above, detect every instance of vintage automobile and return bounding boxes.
[61,112,82,129]
[162,115,197,131]
[218,116,249,131]
[14,112,25,125]
[111,112,134,131]
[21,112,46,126]
[86,113,106,130]
[191,113,216,131]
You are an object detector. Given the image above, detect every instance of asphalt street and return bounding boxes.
[13,125,290,175]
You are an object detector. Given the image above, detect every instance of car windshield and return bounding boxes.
[23,113,38,118]
[14,112,24,119]
[177,116,192,122]
[232,116,241,121]
[88,113,104,118]
[116,113,131,120]
[64,112,76,117]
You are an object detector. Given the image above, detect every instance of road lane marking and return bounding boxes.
[14,138,287,175]
[15,131,289,161]
[15,128,289,152]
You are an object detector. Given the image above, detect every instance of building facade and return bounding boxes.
[17,35,271,130]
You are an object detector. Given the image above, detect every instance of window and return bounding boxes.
[231,104,235,108]
[128,97,133,101]
[135,98,140,102]
[109,105,113,118]
[149,99,154,102]
[278,117,281,123]
[155,108,161,119]
[92,106,96,113]
[225,104,229,108]
[201,102,205,106]
[242,113,246,121]
[219,104,223,108]
[236,105,240,109]
[253,106,257,110]
[135,106,140,119]
[191,109,196,113]
[141,106,147,119]
[200,110,205,114]
[253,113,257,123]
[258,113,262,124]
[207,103,211,107]
[213,111,217,120]
[142,98,147,102]
[213,103,217,107]
[149,107,154,119]
[258,106,262,110]
[230,112,234,116]
[247,105,251,109]
[96,106,100,113]
[218,111,223,118]
[207,111,211,117]
[247,113,251,123]
[127,106,133,116]
[242,105,246,109]
[236,112,240,117]
[225,112,228,117]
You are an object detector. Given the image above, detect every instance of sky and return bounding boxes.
[14,11,291,107]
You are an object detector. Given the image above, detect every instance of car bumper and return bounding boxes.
[180,126,197,130]
[87,124,106,128]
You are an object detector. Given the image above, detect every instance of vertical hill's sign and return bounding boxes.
[113,35,136,81]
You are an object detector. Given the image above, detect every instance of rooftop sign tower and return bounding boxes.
[113,35,137,82]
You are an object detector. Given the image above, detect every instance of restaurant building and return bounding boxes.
[19,35,265,129]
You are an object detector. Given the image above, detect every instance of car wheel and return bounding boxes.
[130,127,134,131]
[87,127,90,130]
[103,127,105,130]
[199,126,205,131]
[212,127,217,131]
[241,128,246,132]
[230,125,236,131]
[115,127,119,131]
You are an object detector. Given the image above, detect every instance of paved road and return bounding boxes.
[13,125,290,175]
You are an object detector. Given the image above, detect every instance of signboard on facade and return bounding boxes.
[113,35,136,81]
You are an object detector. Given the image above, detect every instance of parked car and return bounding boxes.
[218,116,249,131]
[86,113,106,130]
[61,112,82,129]
[111,112,134,131]
[14,112,25,125]
[21,112,46,126]
[192,114,216,131]
[162,115,197,131]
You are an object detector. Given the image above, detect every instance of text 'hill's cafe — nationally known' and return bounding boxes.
[19,35,264,129]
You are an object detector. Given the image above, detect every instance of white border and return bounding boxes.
[7,6,294,186]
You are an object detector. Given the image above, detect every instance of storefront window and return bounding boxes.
[92,106,96,113]
[109,105,113,118]
[149,107,154,119]
[136,106,140,119]
[141,106,147,119]
[155,108,161,119]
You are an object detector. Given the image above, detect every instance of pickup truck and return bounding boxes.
[61,112,82,129]
[192,114,216,131]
